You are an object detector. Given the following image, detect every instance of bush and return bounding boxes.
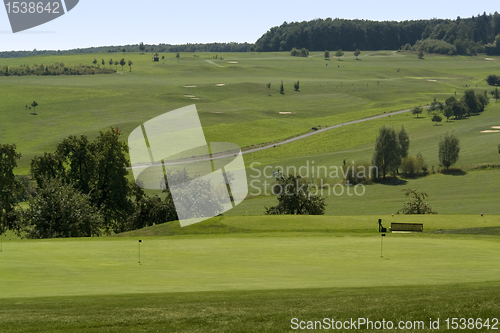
[486,75,500,86]
[342,160,373,184]
[290,48,309,57]
[413,39,457,55]
[400,154,427,177]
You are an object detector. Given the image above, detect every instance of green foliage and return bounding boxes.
[411,106,422,118]
[176,52,180,59]
[108,58,113,67]
[290,48,309,57]
[0,63,114,76]
[92,58,97,66]
[128,60,132,72]
[101,59,105,66]
[265,175,325,215]
[324,50,330,60]
[280,80,284,95]
[372,126,401,178]
[397,188,436,214]
[119,58,126,70]
[23,177,102,239]
[413,38,457,55]
[443,105,454,121]
[30,129,135,234]
[398,125,410,158]
[432,113,442,125]
[30,100,38,114]
[0,144,24,234]
[491,87,500,101]
[139,42,145,53]
[439,132,460,169]
[335,49,344,59]
[400,154,427,177]
[126,193,177,231]
[354,48,361,59]
[486,75,500,86]
[342,160,373,185]
[417,51,424,59]
[293,80,299,91]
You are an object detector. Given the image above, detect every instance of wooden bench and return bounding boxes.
[390,222,423,233]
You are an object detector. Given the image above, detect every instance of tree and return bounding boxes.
[101,59,105,66]
[92,58,97,67]
[119,58,126,70]
[443,106,454,121]
[265,175,325,215]
[498,143,500,154]
[294,81,300,91]
[397,189,436,214]
[432,113,443,125]
[108,58,113,68]
[128,60,133,72]
[354,48,361,59]
[335,49,344,60]
[31,100,38,115]
[324,50,330,60]
[266,82,271,96]
[486,74,500,86]
[462,90,478,115]
[280,80,284,95]
[176,52,180,59]
[114,60,119,70]
[438,132,460,169]
[398,126,410,158]
[126,194,177,231]
[418,51,425,59]
[492,87,500,101]
[139,42,145,54]
[23,177,102,239]
[372,126,402,178]
[411,106,423,118]
[0,144,25,235]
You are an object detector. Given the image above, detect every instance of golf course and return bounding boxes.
[1,50,500,332]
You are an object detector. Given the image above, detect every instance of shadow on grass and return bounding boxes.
[441,168,467,176]
[432,227,500,236]
[375,177,408,186]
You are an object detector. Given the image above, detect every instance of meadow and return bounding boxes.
[0,51,499,332]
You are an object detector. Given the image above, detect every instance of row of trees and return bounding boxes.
[0,63,114,76]
[0,129,178,239]
[255,13,500,54]
[95,58,133,71]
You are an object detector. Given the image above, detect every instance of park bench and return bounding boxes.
[390,222,423,233]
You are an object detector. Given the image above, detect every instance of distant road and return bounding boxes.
[241,107,414,155]
[127,107,415,170]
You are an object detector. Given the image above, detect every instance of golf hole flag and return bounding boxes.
[128,105,248,227]
[4,0,79,33]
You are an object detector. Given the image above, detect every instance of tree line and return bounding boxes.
[0,129,178,239]
[254,12,500,55]
[0,63,114,76]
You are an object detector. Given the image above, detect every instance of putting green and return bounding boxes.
[1,233,499,298]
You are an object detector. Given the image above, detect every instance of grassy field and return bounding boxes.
[1,51,500,331]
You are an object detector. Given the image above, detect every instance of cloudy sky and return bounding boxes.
[0,0,498,51]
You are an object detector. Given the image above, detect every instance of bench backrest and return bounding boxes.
[391,222,423,232]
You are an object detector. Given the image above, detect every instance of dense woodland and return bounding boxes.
[254,12,500,55]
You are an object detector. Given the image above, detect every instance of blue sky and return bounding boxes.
[0,0,498,52]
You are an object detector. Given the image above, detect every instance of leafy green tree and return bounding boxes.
[92,58,97,67]
[418,51,424,59]
[176,52,180,59]
[398,126,410,158]
[101,59,105,66]
[114,60,119,70]
[439,132,460,169]
[372,126,402,178]
[23,177,102,239]
[266,82,271,95]
[492,87,500,101]
[139,42,145,54]
[108,58,113,68]
[119,58,126,70]
[31,100,38,115]
[443,106,454,121]
[0,144,25,235]
[280,80,284,95]
[126,193,177,231]
[128,60,133,72]
[294,80,300,91]
[432,113,443,125]
[265,175,325,215]
[335,49,344,60]
[299,48,309,57]
[452,100,469,119]
[324,50,330,60]
[462,90,479,115]
[397,189,436,214]
[411,106,423,118]
[354,48,361,59]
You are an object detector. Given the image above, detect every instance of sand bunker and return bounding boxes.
[491,126,500,129]
[227,61,238,64]
[485,58,495,61]
[184,95,196,98]
[216,84,226,86]
[427,79,437,82]
[279,112,292,114]
[183,85,197,88]
[212,112,223,114]
[190,97,200,100]
[481,130,500,133]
